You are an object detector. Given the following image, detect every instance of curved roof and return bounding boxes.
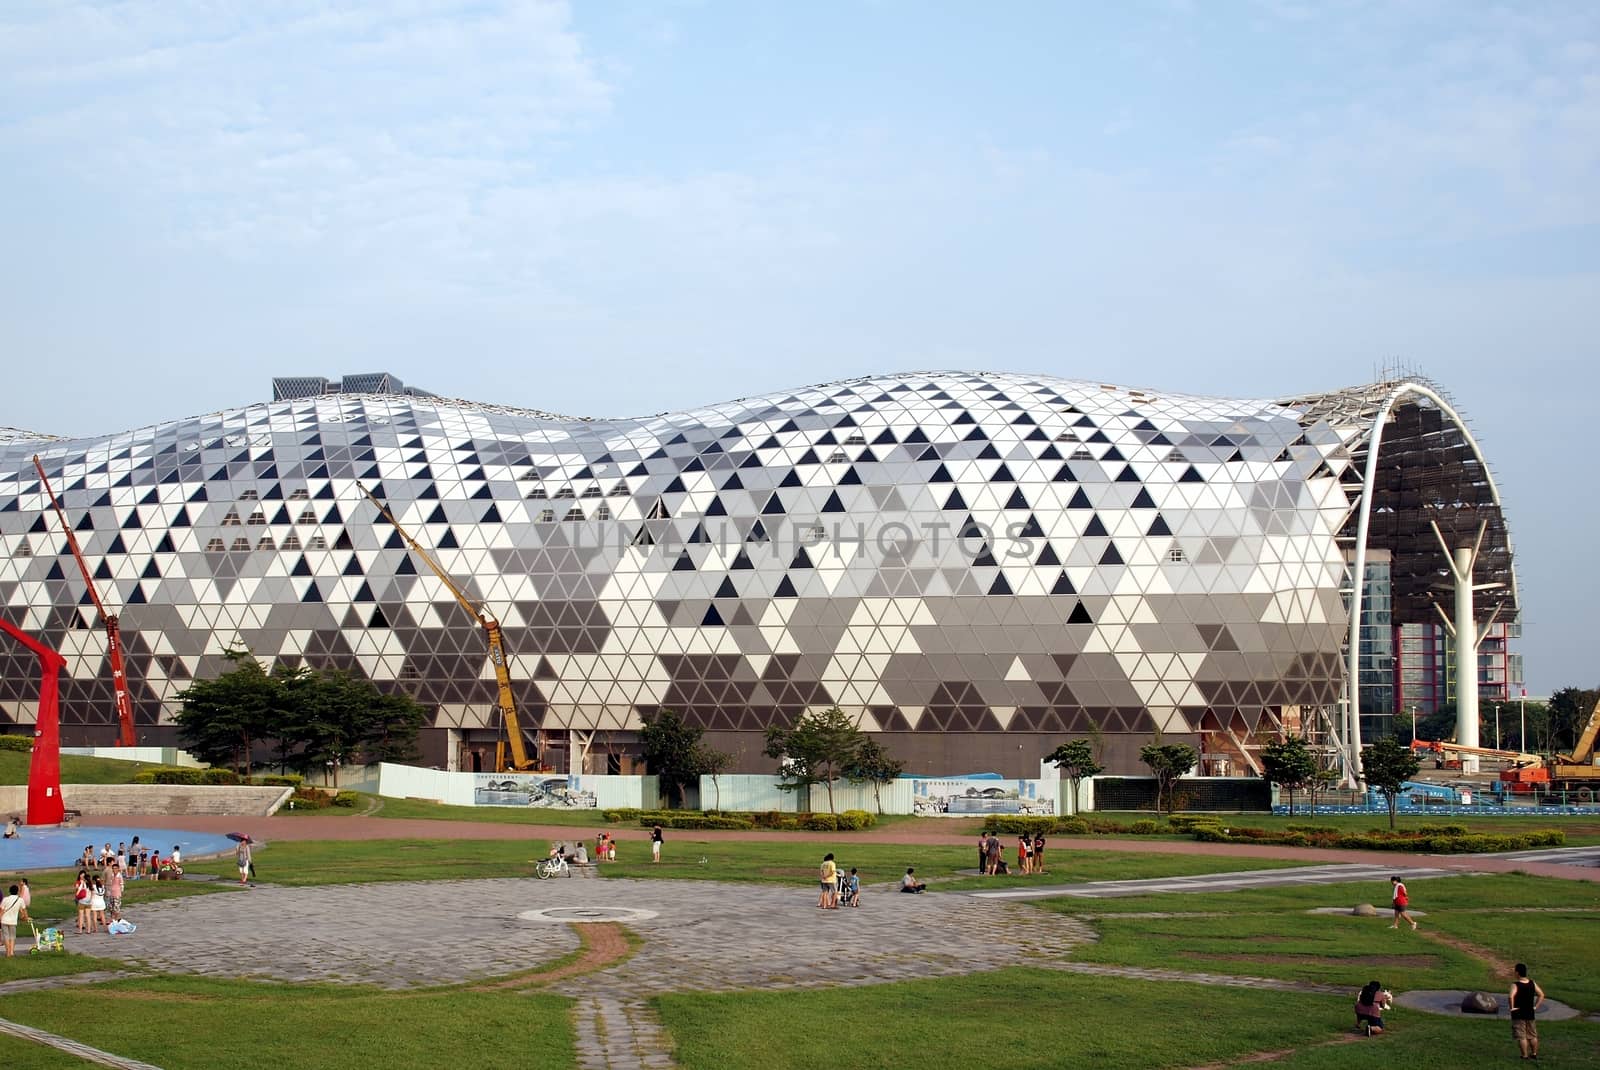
[0,371,1513,745]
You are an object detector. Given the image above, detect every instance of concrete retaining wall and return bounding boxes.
[0,784,291,818]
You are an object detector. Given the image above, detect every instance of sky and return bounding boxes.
[1,1,1595,692]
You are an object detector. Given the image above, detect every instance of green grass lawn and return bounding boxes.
[0,750,158,786]
[1047,873,1600,1013]
[68,836,1308,896]
[0,827,1594,1069]
[655,966,1600,1070]
[0,976,574,1070]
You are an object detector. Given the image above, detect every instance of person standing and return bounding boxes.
[1510,963,1545,1060]
[236,838,253,885]
[90,875,107,931]
[107,863,124,919]
[0,884,27,956]
[818,853,838,909]
[1033,831,1047,875]
[650,825,663,864]
[73,870,92,933]
[1389,876,1418,930]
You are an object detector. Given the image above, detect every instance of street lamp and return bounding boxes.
[1410,705,1418,743]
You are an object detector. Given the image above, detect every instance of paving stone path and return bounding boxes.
[81,878,1096,991]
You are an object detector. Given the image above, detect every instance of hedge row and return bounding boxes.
[133,767,242,785]
[601,808,879,831]
[0,735,33,753]
[1191,825,1565,853]
[129,768,329,788]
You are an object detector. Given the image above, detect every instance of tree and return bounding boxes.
[1362,736,1421,830]
[1138,741,1198,815]
[844,738,904,815]
[174,649,277,774]
[693,742,734,812]
[1548,687,1600,755]
[1046,739,1103,816]
[175,652,427,780]
[1259,735,1317,817]
[763,706,864,814]
[638,710,706,809]
[1308,767,1339,818]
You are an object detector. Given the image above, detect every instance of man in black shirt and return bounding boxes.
[1509,962,1545,1060]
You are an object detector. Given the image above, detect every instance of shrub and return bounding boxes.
[805,813,839,831]
[988,816,1057,836]
[1054,817,1090,834]
[333,790,361,808]
[636,814,753,830]
[777,818,800,830]
[290,787,334,809]
[1168,815,1223,832]
[251,774,305,789]
[1128,819,1160,835]
[0,735,32,753]
[1417,823,1469,837]
[603,808,642,824]
[837,809,875,831]
[133,767,241,785]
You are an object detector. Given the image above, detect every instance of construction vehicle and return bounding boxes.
[1496,696,1600,800]
[32,456,138,747]
[356,482,537,773]
[1409,739,1541,772]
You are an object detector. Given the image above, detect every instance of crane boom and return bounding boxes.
[1557,697,1600,766]
[356,482,536,771]
[32,455,137,747]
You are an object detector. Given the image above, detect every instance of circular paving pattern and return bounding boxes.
[520,905,659,924]
[77,877,1096,993]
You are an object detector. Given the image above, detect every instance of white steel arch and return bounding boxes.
[1342,382,1519,784]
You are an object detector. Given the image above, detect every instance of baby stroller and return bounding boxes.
[29,921,64,954]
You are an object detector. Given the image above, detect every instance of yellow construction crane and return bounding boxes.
[356,482,536,772]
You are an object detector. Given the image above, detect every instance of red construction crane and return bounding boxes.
[32,455,138,747]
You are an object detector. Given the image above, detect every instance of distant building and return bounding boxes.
[271,372,435,401]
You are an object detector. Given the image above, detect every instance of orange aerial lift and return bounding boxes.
[1410,739,1541,772]
[356,482,537,772]
[32,455,138,747]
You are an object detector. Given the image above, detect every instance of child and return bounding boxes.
[89,875,107,933]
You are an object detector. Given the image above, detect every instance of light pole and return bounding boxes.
[1410,705,1418,743]
[1495,704,1501,750]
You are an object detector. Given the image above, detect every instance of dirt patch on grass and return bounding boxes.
[1179,1032,1364,1069]
[1196,953,1437,967]
[1415,928,1515,976]
[477,922,632,991]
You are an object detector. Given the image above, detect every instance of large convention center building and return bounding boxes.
[0,371,1516,779]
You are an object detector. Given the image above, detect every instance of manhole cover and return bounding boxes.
[518,906,658,923]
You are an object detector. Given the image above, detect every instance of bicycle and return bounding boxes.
[536,855,571,880]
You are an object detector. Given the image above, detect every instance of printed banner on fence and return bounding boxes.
[910,778,1054,816]
[473,773,598,809]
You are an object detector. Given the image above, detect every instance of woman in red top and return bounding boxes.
[1389,876,1418,930]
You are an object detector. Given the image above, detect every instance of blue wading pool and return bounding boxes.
[0,826,242,872]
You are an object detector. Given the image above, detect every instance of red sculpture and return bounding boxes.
[0,619,67,825]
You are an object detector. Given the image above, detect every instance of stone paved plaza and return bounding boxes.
[77,876,1096,994]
